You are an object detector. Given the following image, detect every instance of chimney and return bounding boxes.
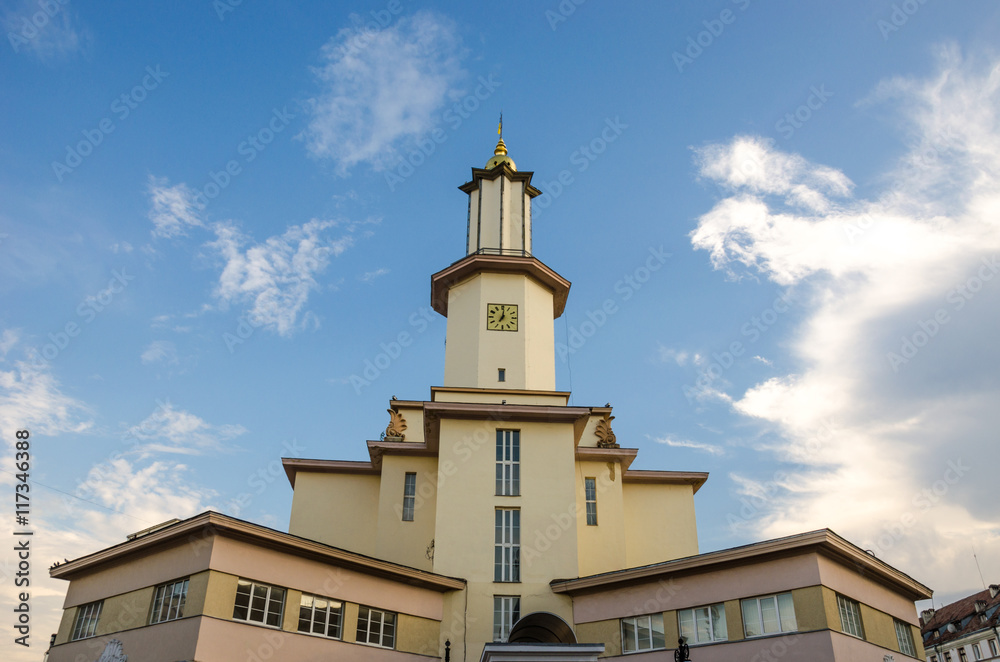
[921,608,936,625]
[990,584,999,599]
[975,600,988,613]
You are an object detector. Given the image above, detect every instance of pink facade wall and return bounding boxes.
[47,615,200,662]
[816,553,923,623]
[209,535,446,620]
[571,553,822,623]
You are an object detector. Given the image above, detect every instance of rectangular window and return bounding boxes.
[71,601,103,641]
[494,508,520,582]
[585,477,598,525]
[356,605,395,648]
[498,368,506,382]
[493,595,520,642]
[894,618,916,656]
[959,648,969,662]
[298,594,342,639]
[945,652,952,662]
[150,578,189,625]
[837,594,864,639]
[621,613,666,653]
[232,579,285,628]
[989,639,998,656]
[402,472,416,521]
[741,593,797,637]
[496,430,520,496]
[679,603,728,644]
[972,643,982,660]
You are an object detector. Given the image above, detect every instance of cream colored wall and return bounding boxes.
[575,460,627,576]
[467,188,480,253]
[375,455,438,571]
[478,178,502,251]
[432,417,577,660]
[287,471,380,555]
[54,607,75,645]
[443,272,556,390]
[431,388,569,406]
[394,405,424,443]
[622,482,699,567]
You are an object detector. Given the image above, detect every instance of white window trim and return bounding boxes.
[621,613,666,653]
[893,618,916,656]
[71,601,103,641]
[402,472,416,522]
[356,605,396,649]
[297,593,343,639]
[149,578,189,625]
[232,579,285,628]
[495,508,520,582]
[741,592,798,638]
[496,430,520,496]
[679,603,728,644]
[584,477,598,526]
[493,595,521,642]
[837,594,864,639]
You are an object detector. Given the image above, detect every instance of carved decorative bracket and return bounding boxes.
[385,409,407,440]
[595,414,619,449]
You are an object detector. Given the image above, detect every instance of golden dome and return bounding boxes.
[485,137,516,170]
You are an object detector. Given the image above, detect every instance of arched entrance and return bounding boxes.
[508,612,577,644]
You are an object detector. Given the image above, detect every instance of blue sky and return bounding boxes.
[2,1,999,653]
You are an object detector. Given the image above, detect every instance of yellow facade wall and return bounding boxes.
[54,605,77,646]
[375,455,438,571]
[342,602,359,643]
[575,460,626,576]
[622,482,699,567]
[287,471,380,555]
[203,570,239,620]
[725,599,744,641]
[792,585,829,632]
[859,602,898,651]
[397,613,440,656]
[576,619,621,657]
[95,586,154,636]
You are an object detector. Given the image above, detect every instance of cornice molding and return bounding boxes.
[430,254,570,318]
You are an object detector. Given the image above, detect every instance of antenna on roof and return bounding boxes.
[973,543,987,590]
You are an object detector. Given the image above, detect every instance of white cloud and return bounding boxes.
[360,268,390,282]
[208,219,353,335]
[690,45,1000,596]
[0,345,93,442]
[147,176,205,239]
[302,11,465,173]
[657,345,690,366]
[3,1,90,62]
[121,400,246,455]
[140,340,178,365]
[653,434,725,456]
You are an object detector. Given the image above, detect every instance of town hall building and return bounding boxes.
[47,135,932,662]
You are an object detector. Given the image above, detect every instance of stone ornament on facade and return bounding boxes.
[384,409,407,440]
[595,415,618,448]
[96,640,127,662]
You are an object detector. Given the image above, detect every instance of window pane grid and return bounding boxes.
[496,430,520,496]
[741,593,797,638]
[585,477,598,525]
[356,606,395,648]
[621,613,665,653]
[150,578,189,625]
[232,579,284,627]
[72,601,103,640]
[493,596,521,642]
[894,618,916,656]
[679,603,728,644]
[402,472,416,521]
[298,593,343,639]
[837,594,864,639]
[495,508,520,582]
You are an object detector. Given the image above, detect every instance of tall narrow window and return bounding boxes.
[894,618,916,656]
[959,648,969,662]
[71,601,103,641]
[837,594,864,639]
[496,430,520,496]
[402,472,416,521]
[494,508,520,582]
[498,368,506,382]
[585,477,598,525]
[493,595,520,642]
[150,578,189,624]
[972,643,982,660]
[989,640,998,656]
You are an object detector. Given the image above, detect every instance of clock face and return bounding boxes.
[486,303,518,331]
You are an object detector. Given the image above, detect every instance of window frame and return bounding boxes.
[959,648,969,662]
[972,643,982,660]
[71,601,103,641]
[495,429,520,496]
[297,593,343,639]
[837,594,865,639]
[584,477,598,526]
[678,602,728,644]
[232,578,285,628]
[401,472,416,522]
[741,592,798,638]
[149,578,189,625]
[356,605,396,649]
[989,639,998,656]
[493,595,521,642]
[621,612,666,653]
[893,618,916,656]
[494,508,520,582]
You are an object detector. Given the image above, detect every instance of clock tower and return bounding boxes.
[431,136,570,390]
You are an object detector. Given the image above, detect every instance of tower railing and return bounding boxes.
[468,248,533,258]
